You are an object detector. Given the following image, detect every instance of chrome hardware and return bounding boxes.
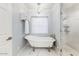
[6,37,12,41]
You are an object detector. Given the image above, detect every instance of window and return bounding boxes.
[31,17,48,34]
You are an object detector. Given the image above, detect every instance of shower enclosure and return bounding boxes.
[61,3,79,56]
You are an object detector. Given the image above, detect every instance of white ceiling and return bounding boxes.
[24,3,54,9]
[63,3,79,15]
[19,3,55,15]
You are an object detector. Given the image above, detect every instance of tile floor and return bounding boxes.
[17,43,79,56]
[62,44,79,56]
[17,43,59,56]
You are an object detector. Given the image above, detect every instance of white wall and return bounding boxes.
[0,3,12,35]
[12,3,26,55]
[52,4,60,48]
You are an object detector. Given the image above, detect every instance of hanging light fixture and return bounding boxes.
[37,3,40,6]
[37,3,41,15]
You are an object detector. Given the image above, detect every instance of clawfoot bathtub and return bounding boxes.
[25,35,55,52]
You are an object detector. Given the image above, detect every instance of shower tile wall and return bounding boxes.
[62,3,79,52]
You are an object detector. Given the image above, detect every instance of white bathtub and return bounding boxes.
[25,35,55,48]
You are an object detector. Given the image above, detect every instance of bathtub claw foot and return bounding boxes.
[33,47,35,52]
[48,48,51,52]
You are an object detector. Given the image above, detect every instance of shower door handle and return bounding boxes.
[6,36,12,41]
